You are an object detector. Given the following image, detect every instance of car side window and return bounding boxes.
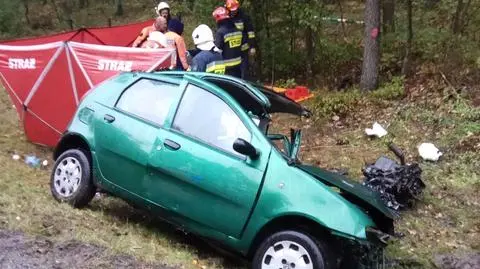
[172,84,251,156]
[116,78,180,126]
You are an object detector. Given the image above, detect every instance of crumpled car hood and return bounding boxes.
[297,164,399,220]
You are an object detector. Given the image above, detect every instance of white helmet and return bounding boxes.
[155,2,170,15]
[192,24,216,51]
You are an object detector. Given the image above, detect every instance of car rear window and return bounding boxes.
[116,78,180,126]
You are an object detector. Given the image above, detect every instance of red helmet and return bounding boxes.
[212,6,229,23]
[225,0,240,12]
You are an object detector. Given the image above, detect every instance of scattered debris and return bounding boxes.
[418,142,443,161]
[11,152,49,169]
[365,122,388,138]
[362,143,426,211]
[24,155,41,168]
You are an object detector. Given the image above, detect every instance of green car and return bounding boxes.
[51,71,398,269]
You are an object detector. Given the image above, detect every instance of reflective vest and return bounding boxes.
[231,9,256,49]
[205,57,242,75]
[214,20,247,71]
[191,50,224,73]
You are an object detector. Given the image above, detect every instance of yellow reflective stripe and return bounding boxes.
[234,22,244,31]
[241,43,250,51]
[206,62,226,74]
[248,31,256,39]
[224,32,243,42]
[224,32,243,48]
[206,57,242,74]
[223,57,242,67]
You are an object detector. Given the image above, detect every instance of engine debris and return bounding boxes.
[362,143,426,211]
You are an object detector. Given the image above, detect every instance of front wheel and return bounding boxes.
[252,230,334,269]
[50,149,96,208]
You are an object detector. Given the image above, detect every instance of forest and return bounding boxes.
[0,1,479,269]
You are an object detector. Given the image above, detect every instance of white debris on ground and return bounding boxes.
[418,143,443,161]
[365,122,388,138]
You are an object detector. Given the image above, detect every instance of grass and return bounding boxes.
[1,75,479,269]
[270,79,480,268]
[0,87,246,269]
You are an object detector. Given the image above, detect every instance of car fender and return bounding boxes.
[235,151,376,254]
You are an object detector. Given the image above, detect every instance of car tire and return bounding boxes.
[252,230,334,269]
[50,149,95,208]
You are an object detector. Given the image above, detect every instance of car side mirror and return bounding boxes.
[233,138,259,159]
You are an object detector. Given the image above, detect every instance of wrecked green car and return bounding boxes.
[50,71,398,269]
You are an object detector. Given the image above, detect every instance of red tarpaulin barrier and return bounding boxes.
[0,20,154,47]
[0,20,176,147]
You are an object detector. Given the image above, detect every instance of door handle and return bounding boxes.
[104,114,115,123]
[164,139,181,151]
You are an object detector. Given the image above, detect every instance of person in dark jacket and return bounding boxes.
[190,24,224,73]
[212,6,246,78]
[225,0,256,80]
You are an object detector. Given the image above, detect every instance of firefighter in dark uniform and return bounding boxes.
[225,0,256,80]
[212,6,246,78]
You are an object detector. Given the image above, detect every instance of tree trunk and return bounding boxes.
[452,0,464,34]
[289,0,296,55]
[382,0,395,33]
[115,0,123,16]
[424,0,440,9]
[305,26,314,86]
[251,0,264,80]
[79,0,89,8]
[360,0,381,91]
[50,0,62,25]
[338,0,347,38]
[402,0,413,76]
[23,0,31,25]
[460,0,474,35]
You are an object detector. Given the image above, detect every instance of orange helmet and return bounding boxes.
[212,7,229,23]
[225,0,240,12]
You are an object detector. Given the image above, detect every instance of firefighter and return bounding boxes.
[189,24,224,73]
[212,6,246,78]
[155,2,171,23]
[132,16,168,48]
[225,0,256,80]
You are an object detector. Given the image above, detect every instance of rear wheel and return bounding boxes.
[252,230,334,269]
[50,149,95,208]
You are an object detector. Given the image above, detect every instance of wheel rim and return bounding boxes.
[261,240,314,269]
[54,157,82,198]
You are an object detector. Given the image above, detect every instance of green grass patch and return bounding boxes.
[0,86,245,269]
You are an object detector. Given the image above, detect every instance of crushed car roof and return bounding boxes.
[155,71,312,117]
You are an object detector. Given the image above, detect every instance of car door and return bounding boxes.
[148,79,271,238]
[93,77,183,197]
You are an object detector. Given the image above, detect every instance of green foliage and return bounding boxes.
[275,78,297,89]
[0,1,23,39]
[310,76,406,117]
[310,89,362,116]
[0,0,480,90]
[370,76,405,101]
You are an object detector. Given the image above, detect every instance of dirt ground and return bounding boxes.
[0,229,175,269]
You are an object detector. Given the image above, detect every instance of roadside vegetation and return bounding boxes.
[0,0,479,268]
